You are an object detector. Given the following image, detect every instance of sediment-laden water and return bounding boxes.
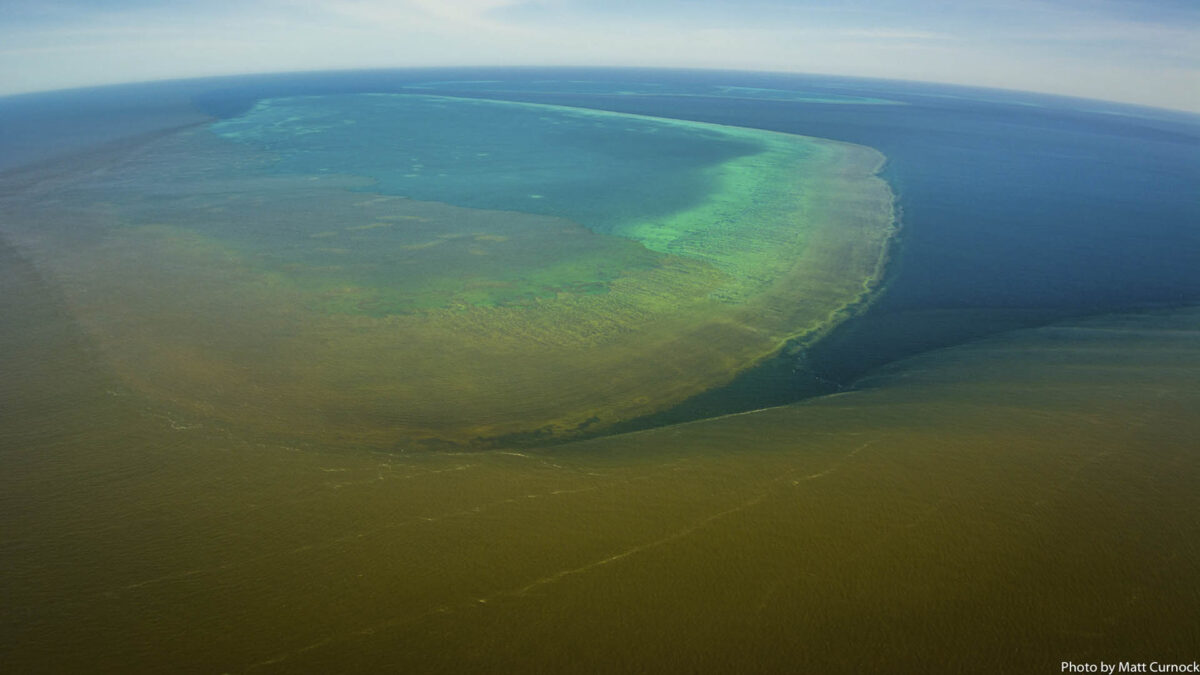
[2,69,1198,673]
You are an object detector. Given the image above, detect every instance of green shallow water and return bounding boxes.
[2,94,894,447]
[210,94,767,234]
[3,234,1197,672]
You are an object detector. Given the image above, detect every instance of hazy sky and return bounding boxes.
[2,0,1197,111]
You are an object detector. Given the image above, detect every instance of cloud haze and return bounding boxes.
[1,0,1197,111]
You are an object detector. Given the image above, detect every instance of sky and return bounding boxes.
[1,0,1198,112]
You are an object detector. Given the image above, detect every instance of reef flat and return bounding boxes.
[2,94,894,447]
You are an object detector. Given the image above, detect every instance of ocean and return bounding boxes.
[1,68,1198,673]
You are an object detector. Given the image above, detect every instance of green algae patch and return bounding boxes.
[4,94,895,448]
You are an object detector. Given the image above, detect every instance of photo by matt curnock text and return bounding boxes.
[1063,662,1200,673]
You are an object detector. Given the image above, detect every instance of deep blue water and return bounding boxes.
[2,67,1198,414]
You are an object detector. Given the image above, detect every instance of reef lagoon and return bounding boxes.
[2,68,1198,672]
[3,91,893,448]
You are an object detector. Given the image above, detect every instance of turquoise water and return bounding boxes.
[211,94,764,234]
[0,87,890,447]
